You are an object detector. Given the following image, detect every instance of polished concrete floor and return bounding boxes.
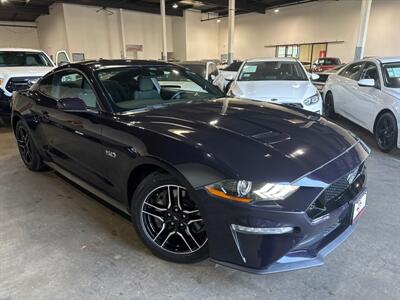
[1,118,400,300]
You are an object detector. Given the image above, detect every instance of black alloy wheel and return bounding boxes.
[15,121,47,171]
[132,172,208,263]
[374,112,398,152]
[324,92,335,118]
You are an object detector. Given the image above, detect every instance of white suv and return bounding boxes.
[0,48,55,121]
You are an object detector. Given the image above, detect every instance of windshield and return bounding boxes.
[316,58,341,65]
[238,61,308,81]
[179,64,206,78]
[97,66,223,112]
[0,51,53,67]
[381,62,400,88]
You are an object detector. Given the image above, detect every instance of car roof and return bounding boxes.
[375,57,400,63]
[66,59,177,70]
[180,61,208,65]
[0,48,45,53]
[245,57,298,63]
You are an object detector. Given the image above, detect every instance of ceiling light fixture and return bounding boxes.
[274,8,280,13]
[217,19,221,23]
[172,3,178,9]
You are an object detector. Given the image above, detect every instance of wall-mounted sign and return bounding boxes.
[126,44,143,52]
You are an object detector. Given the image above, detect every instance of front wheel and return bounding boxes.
[131,172,209,263]
[374,112,398,152]
[324,92,336,118]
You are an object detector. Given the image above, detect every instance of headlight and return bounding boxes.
[205,180,299,204]
[0,77,4,86]
[303,93,320,106]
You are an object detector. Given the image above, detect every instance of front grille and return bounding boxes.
[5,76,40,93]
[307,163,366,220]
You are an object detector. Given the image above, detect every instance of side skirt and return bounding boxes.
[45,161,130,215]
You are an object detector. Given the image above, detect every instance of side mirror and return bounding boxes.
[58,97,87,112]
[310,73,320,81]
[358,78,375,87]
[225,74,235,81]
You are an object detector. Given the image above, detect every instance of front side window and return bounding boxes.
[339,62,363,80]
[381,62,400,88]
[360,62,380,88]
[0,51,53,67]
[97,66,223,112]
[238,61,307,81]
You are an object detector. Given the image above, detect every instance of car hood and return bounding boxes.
[0,66,54,77]
[119,98,358,184]
[231,80,315,102]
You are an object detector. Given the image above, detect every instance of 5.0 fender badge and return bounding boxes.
[105,150,117,158]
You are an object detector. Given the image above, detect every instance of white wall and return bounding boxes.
[36,3,69,61]
[184,10,219,60]
[218,0,362,63]
[365,0,400,57]
[58,3,174,61]
[0,22,39,49]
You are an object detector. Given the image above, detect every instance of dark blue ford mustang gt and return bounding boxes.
[11,60,370,274]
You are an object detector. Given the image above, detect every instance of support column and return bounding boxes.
[354,0,372,60]
[160,0,168,62]
[119,8,127,59]
[227,0,235,64]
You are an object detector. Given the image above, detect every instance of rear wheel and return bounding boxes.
[131,172,208,263]
[324,92,336,118]
[374,112,398,152]
[15,120,47,171]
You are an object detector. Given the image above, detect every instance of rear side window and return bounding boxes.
[339,62,363,80]
[39,70,98,109]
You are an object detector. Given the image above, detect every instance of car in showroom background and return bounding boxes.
[323,56,400,152]
[0,48,55,123]
[227,58,323,114]
[11,59,369,274]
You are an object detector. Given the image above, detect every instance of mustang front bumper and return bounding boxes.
[194,141,369,274]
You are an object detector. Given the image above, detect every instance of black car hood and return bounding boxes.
[119,98,358,183]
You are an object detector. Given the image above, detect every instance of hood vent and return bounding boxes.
[252,131,290,145]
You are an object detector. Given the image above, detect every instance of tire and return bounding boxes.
[374,112,398,153]
[131,172,209,264]
[15,120,47,171]
[324,92,336,118]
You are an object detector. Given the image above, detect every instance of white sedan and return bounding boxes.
[323,57,400,152]
[227,58,322,114]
